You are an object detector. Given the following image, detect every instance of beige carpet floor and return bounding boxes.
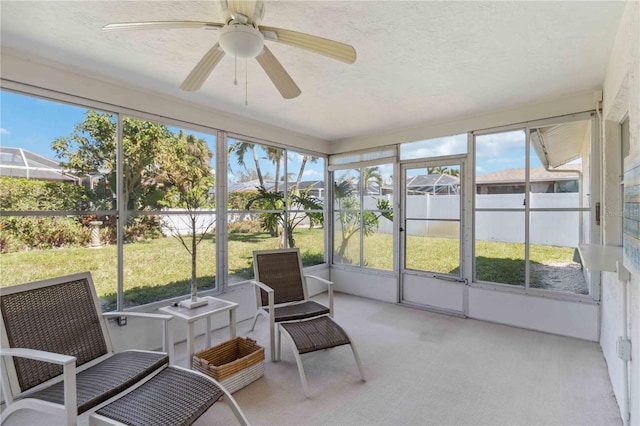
[3,293,621,426]
[193,293,621,426]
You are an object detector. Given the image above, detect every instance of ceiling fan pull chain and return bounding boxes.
[245,60,249,106]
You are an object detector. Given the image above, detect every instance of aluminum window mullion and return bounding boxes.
[359,168,364,267]
[524,128,531,291]
[326,168,333,266]
[472,111,595,136]
[0,210,117,217]
[116,114,125,312]
[216,130,228,293]
[475,208,525,212]
[283,150,289,248]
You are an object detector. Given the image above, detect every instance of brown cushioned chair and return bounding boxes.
[250,248,334,361]
[0,272,249,426]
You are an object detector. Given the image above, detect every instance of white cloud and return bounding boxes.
[0,128,9,135]
[401,134,467,159]
[475,130,525,159]
[303,169,321,178]
[288,152,304,162]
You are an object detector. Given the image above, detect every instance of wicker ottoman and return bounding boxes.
[90,366,247,426]
[277,315,365,397]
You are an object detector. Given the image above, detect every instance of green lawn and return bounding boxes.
[1,230,575,309]
[358,234,574,286]
[0,229,325,309]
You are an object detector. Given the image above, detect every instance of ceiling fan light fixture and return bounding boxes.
[218,25,264,59]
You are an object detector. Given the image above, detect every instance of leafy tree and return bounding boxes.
[245,186,323,248]
[52,111,175,211]
[156,131,215,302]
[53,111,219,301]
[334,176,393,264]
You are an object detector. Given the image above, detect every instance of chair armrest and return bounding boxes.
[0,348,76,365]
[250,280,275,313]
[103,312,173,321]
[0,348,77,425]
[250,280,274,294]
[304,275,334,317]
[103,312,175,364]
[304,275,333,287]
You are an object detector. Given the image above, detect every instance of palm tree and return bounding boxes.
[245,186,323,248]
[333,175,392,263]
[293,155,319,194]
[427,166,447,175]
[266,147,283,192]
[363,166,383,194]
[228,140,264,186]
[445,167,460,177]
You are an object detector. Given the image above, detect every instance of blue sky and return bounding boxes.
[1,90,544,180]
[0,91,88,158]
[0,90,324,182]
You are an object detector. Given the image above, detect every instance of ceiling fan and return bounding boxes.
[103,0,357,100]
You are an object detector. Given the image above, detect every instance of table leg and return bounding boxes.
[187,322,195,369]
[206,316,212,349]
[230,309,237,338]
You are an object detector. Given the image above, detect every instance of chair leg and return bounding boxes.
[350,342,366,382]
[270,319,276,362]
[249,312,260,332]
[279,324,309,398]
[276,323,281,361]
[339,326,366,382]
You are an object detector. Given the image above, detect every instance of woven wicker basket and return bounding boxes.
[193,337,265,393]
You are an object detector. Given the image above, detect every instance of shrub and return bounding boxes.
[124,216,163,242]
[0,177,94,251]
[2,216,89,250]
[228,219,263,233]
[0,177,89,211]
[227,190,258,209]
[0,226,24,254]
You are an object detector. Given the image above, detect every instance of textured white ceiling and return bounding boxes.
[0,1,625,141]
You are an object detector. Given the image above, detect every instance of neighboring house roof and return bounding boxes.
[476,165,580,185]
[0,147,80,182]
[380,173,459,194]
[406,173,459,187]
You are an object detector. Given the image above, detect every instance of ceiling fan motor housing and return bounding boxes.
[219,24,265,59]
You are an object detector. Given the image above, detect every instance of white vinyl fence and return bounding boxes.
[374,193,581,247]
[161,194,582,247]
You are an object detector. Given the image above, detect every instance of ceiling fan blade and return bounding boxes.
[256,46,301,99]
[102,21,223,32]
[225,0,265,25]
[180,43,226,91]
[259,25,356,64]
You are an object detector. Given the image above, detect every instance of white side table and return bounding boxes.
[160,296,239,367]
